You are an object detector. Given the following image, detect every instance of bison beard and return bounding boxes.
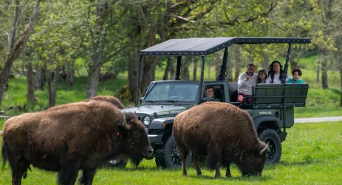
[173,101,268,178]
[1,101,153,185]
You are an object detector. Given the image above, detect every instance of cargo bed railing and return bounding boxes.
[252,84,309,108]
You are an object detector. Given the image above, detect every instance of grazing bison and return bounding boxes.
[1,101,153,185]
[173,101,268,178]
[83,95,125,109]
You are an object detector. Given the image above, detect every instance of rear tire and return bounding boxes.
[259,129,282,164]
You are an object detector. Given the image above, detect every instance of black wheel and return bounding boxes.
[155,136,191,168]
[259,129,282,164]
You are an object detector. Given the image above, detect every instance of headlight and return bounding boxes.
[142,116,151,126]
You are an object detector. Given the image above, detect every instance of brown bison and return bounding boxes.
[173,101,268,178]
[1,101,153,185]
[83,95,125,109]
[83,95,129,167]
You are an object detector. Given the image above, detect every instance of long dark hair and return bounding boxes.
[267,60,286,83]
[257,69,267,83]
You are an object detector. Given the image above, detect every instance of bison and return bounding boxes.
[83,96,129,167]
[1,101,153,185]
[83,95,125,109]
[173,101,268,178]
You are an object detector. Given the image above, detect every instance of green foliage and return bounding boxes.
[0,121,341,184]
[1,73,127,115]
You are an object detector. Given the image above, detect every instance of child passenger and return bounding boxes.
[287,69,304,84]
[257,69,267,84]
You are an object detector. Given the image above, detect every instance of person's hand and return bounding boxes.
[246,76,250,81]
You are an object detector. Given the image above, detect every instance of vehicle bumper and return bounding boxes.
[148,134,163,144]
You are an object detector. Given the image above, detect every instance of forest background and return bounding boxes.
[1,0,342,112]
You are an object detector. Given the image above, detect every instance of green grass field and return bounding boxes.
[1,121,341,185]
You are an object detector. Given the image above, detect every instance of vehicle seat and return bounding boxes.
[228,82,238,102]
[214,88,223,102]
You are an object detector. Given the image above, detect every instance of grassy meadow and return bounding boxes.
[0,121,341,185]
[0,53,342,184]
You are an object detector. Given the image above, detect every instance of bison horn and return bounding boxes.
[122,113,131,130]
[259,144,268,155]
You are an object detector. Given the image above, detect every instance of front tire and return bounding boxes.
[155,136,191,168]
[259,129,282,164]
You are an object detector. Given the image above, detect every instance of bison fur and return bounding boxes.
[1,101,153,185]
[173,101,268,178]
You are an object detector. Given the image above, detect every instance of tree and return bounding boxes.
[0,0,41,108]
[84,0,120,98]
[120,0,280,102]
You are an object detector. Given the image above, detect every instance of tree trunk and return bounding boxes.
[262,53,270,71]
[86,64,101,98]
[66,62,74,86]
[181,65,190,80]
[338,45,342,107]
[321,51,329,89]
[181,57,190,80]
[340,65,342,106]
[86,2,111,98]
[26,61,37,102]
[234,47,242,82]
[0,59,13,109]
[226,53,233,82]
[47,68,60,108]
[0,0,41,108]
[193,59,197,81]
[170,58,175,80]
[35,65,45,90]
[140,57,158,93]
[321,0,333,89]
[127,48,139,102]
[163,58,171,80]
[290,59,298,74]
[316,48,320,83]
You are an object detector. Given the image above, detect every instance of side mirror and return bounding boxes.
[140,97,145,105]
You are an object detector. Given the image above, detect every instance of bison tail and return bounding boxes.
[1,145,7,171]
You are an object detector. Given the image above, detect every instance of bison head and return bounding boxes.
[119,113,154,166]
[235,141,268,176]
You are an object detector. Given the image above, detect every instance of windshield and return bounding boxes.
[144,82,199,102]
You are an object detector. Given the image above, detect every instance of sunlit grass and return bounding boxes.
[1,122,341,185]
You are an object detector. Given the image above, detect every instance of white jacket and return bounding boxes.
[266,73,291,84]
[238,71,258,95]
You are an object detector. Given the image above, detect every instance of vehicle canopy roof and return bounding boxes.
[140,37,311,56]
[135,37,311,106]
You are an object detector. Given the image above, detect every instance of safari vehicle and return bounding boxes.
[122,37,311,168]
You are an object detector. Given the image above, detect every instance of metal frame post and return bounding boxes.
[175,56,182,80]
[198,56,206,104]
[217,47,228,81]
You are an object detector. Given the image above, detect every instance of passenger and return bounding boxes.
[257,69,267,84]
[266,60,291,84]
[287,69,304,84]
[203,86,220,102]
[238,63,258,104]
